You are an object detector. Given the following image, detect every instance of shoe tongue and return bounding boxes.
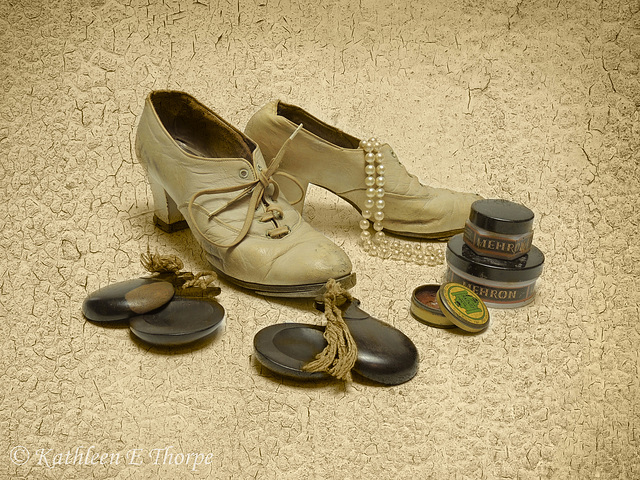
[252,146,269,175]
[251,146,280,204]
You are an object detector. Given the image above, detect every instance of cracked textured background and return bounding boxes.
[1,0,639,478]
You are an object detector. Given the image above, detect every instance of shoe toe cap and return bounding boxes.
[384,189,482,237]
[213,224,353,288]
[266,234,353,285]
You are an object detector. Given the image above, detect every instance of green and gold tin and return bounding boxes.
[437,283,490,333]
[411,282,490,333]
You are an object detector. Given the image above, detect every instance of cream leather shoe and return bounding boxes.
[135,91,355,297]
[245,101,482,239]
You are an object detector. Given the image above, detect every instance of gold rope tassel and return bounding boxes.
[140,248,184,274]
[302,279,358,381]
[140,247,221,298]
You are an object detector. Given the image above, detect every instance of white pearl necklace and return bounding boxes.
[358,137,445,266]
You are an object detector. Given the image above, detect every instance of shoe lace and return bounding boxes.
[187,124,304,249]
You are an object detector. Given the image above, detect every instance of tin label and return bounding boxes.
[440,283,489,326]
[464,222,533,260]
[445,270,535,304]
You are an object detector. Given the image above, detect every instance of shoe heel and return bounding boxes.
[148,176,189,233]
[277,173,308,214]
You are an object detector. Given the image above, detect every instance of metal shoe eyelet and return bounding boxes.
[239,168,250,179]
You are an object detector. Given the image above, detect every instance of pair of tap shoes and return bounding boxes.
[136,90,480,298]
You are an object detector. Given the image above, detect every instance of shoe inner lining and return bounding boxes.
[151,91,254,161]
[277,102,361,149]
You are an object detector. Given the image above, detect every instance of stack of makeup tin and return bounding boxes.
[444,199,545,308]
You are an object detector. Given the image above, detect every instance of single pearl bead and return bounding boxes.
[362,209,372,219]
[376,187,385,198]
[365,176,376,186]
[365,152,376,163]
[375,152,384,163]
[373,141,381,150]
[376,199,385,210]
[365,164,376,175]
[359,139,368,149]
[373,211,384,221]
[369,137,377,143]
[359,219,370,230]
[376,176,386,187]
[364,199,375,209]
[366,187,376,198]
[363,141,373,152]
[360,230,372,241]
[373,221,383,231]
[414,244,422,252]
[376,164,386,175]
[374,231,385,242]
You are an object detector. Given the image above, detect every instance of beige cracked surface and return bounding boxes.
[1,0,639,478]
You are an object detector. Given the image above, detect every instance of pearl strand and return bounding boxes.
[358,137,445,266]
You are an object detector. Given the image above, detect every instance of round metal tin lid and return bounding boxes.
[437,283,490,332]
[469,199,534,235]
